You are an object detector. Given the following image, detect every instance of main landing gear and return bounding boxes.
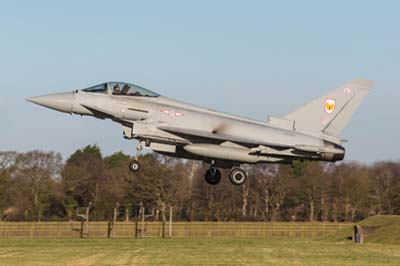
[204,166,247,186]
[204,167,222,185]
[229,168,247,186]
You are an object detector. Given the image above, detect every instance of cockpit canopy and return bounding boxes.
[82,82,160,98]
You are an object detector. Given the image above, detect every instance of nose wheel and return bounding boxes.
[129,160,141,172]
[205,167,221,185]
[229,168,247,186]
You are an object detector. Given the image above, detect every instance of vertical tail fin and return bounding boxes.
[284,78,373,137]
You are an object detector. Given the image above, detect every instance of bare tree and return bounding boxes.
[0,152,17,221]
[329,162,369,222]
[12,151,62,221]
[369,162,400,215]
[256,165,291,221]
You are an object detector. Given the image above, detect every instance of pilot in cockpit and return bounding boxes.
[113,84,121,95]
[121,84,131,95]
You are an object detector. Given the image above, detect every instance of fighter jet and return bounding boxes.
[27,79,373,186]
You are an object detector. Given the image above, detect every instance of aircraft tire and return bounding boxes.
[229,168,247,186]
[205,167,221,185]
[129,160,141,173]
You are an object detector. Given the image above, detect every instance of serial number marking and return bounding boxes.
[160,109,184,117]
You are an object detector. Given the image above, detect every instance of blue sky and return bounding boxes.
[0,0,399,163]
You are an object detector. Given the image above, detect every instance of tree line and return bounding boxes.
[0,145,399,222]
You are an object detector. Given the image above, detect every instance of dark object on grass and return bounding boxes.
[352,225,381,244]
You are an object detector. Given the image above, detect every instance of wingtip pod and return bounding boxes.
[346,78,374,91]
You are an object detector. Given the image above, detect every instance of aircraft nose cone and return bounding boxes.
[27,92,74,113]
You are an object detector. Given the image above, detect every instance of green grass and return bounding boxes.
[0,238,400,266]
[322,215,400,245]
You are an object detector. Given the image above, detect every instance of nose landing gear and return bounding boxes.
[129,143,143,173]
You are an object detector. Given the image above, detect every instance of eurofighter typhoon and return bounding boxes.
[27,79,373,186]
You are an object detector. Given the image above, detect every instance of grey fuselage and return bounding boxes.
[28,82,346,168]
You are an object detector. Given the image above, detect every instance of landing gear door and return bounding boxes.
[122,122,150,139]
[122,124,133,139]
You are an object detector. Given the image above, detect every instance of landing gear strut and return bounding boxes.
[129,143,143,173]
[229,168,247,186]
[205,167,221,185]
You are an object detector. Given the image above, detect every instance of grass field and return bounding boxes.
[1,238,399,266]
